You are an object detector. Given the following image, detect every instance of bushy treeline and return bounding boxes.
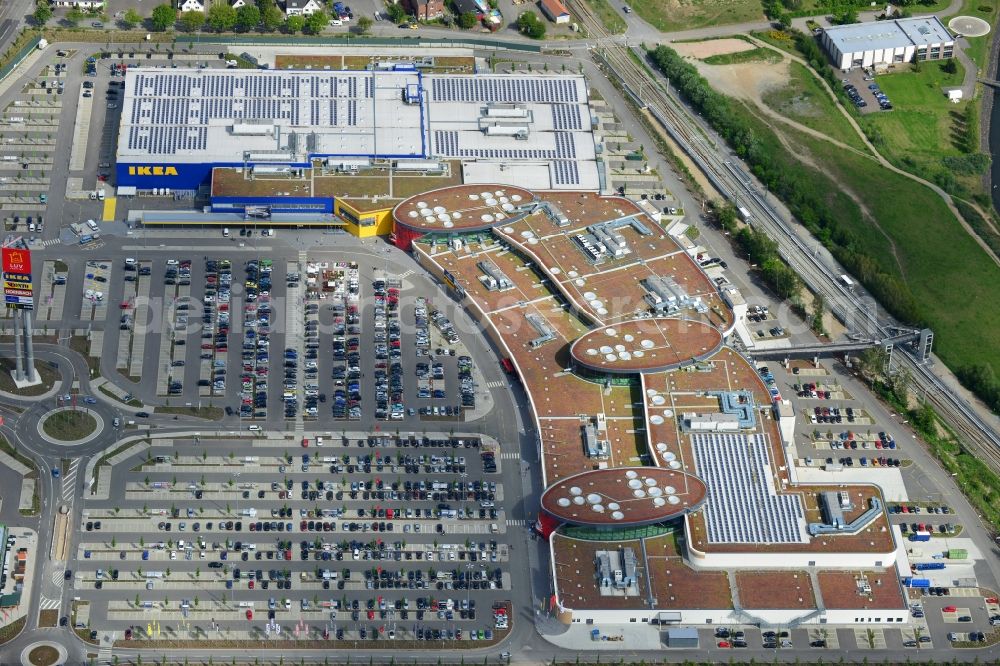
[648,45,923,324]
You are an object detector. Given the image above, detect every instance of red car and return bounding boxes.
[246,609,253,620]
[944,605,958,613]
[717,641,731,648]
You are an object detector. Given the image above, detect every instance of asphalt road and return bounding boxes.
[0,30,996,665]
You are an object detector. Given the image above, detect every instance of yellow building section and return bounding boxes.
[102,197,117,222]
[335,200,394,238]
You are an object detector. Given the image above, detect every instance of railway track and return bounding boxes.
[567,0,1000,473]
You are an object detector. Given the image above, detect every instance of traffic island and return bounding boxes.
[20,641,67,666]
[0,358,57,397]
[41,410,97,441]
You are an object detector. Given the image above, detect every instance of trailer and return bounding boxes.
[910,530,932,542]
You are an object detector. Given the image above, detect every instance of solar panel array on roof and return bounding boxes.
[430,77,579,103]
[551,105,582,130]
[691,432,808,544]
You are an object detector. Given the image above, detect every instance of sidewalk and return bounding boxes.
[539,620,664,650]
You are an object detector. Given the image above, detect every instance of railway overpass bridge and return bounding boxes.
[745,329,933,368]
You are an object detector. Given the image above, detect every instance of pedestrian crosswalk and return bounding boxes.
[485,380,507,389]
[98,645,113,663]
[499,452,521,461]
[61,459,81,502]
[39,597,60,610]
[39,238,61,248]
[398,269,414,280]
[506,519,530,528]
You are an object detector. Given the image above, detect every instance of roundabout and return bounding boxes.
[20,642,67,666]
[36,407,103,446]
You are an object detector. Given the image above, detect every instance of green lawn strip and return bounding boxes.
[629,0,764,32]
[787,127,1000,376]
[703,47,782,65]
[583,0,626,34]
[0,616,25,644]
[761,60,869,152]
[157,404,224,420]
[97,383,142,407]
[0,356,57,396]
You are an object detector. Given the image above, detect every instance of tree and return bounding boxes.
[355,14,373,34]
[178,10,205,32]
[457,12,477,29]
[261,5,283,30]
[303,10,328,34]
[121,8,141,29]
[236,4,261,31]
[386,2,407,23]
[837,8,858,24]
[207,2,237,30]
[150,4,177,31]
[516,11,545,39]
[32,2,52,26]
[65,8,85,27]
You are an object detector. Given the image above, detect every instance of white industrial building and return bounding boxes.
[821,17,955,70]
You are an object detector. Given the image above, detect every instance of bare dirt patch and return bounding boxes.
[38,609,58,628]
[693,58,792,106]
[669,38,755,59]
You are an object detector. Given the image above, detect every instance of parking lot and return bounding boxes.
[73,433,513,646]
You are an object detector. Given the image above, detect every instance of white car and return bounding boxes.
[329,18,342,25]
[248,425,262,432]
[166,259,179,266]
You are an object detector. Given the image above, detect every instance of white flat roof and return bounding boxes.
[117,69,599,189]
[825,16,954,54]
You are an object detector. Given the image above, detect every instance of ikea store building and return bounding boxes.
[115,68,602,234]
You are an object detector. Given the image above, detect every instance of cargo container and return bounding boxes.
[903,577,931,588]
[947,548,968,560]
[910,530,932,542]
[915,562,945,571]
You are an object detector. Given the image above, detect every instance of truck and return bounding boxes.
[910,530,932,542]
[737,206,752,224]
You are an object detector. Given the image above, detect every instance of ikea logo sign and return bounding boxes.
[128,166,179,176]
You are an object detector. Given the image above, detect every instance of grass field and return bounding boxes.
[703,47,782,65]
[959,0,999,76]
[859,58,986,196]
[762,61,869,152]
[584,0,627,34]
[796,0,953,13]
[737,99,1000,377]
[629,0,764,32]
[42,410,97,441]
